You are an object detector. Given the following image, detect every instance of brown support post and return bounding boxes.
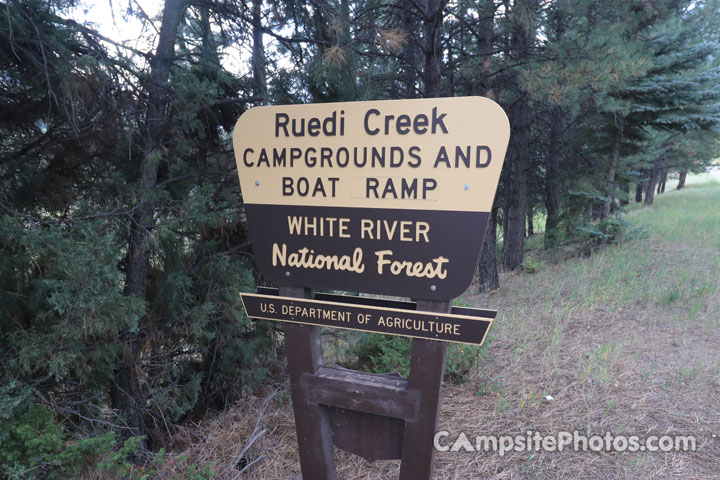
[399,299,450,480]
[280,286,337,480]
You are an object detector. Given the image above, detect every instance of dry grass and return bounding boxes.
[162,179,720,479]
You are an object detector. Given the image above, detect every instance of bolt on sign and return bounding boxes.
[233,96,510,300]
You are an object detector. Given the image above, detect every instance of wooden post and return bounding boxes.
[280,286,337,480]
[399,299,450,480]
[281,295,452,479]
[242,289,492,479]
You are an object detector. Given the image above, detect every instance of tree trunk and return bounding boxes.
[645,156,662,205]
[677,168,687,189]
[251,0,267,100]
[527,208,534,237]
[475,0,495,97]
[398,0,418,98]
[114,0,188,446]
[657,169,667,193]
[542,0,567,248]
[478,208,499,292]
[472,0,499,292]
[502,109,529,270]
[601,125,622,220]
[544,108,562,249]
[422,0,445,98]
[502,0,536,271]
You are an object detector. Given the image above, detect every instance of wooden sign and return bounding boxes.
[241,291,495,345]
[232,97,510,480]
[232,97,510,299]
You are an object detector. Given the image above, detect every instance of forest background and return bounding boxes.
[1,0,719,477]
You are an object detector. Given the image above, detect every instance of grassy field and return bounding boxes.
[165,176,720,479]
[439,176,720,478]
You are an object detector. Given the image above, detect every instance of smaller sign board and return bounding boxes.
[241,293,495,345]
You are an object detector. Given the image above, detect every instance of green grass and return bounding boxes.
[454,177,720,477]
[468,177,720,328]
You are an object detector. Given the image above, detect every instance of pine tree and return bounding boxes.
[1,0,280,455]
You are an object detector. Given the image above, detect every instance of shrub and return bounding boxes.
[0,384,116,479]
[574,217,647,255]
[520,255,542,274]
[351,334,490,383]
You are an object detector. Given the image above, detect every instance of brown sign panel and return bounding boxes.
[241,293,495,346]
[233,97,510,299]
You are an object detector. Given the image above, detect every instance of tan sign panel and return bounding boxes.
[232,97,510,299]
[233,97,509,212]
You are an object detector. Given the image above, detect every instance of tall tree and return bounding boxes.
[421,0,445,97]
[251,0,267,100]
[114,0,189,444]
[501,0,539,271]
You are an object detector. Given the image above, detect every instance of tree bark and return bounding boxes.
[601,125,622,220]
[502,111,529,270]
[398,0,418,98]
[475,0,495,97]
[502,0,536,271]
[422,0,445,98]
[527,208,534,237]
[677,168,687,189]
[478,208,499,292]
[472,0,499,291]
[114,0,188,445]
[635,182,643,202]
[644,155,662,205]
[251,0,267,100]
[544,107,562,249]
[542,0,567,248]
[657,169,667,193]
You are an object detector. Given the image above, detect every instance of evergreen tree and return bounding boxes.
[1,0,280,456]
